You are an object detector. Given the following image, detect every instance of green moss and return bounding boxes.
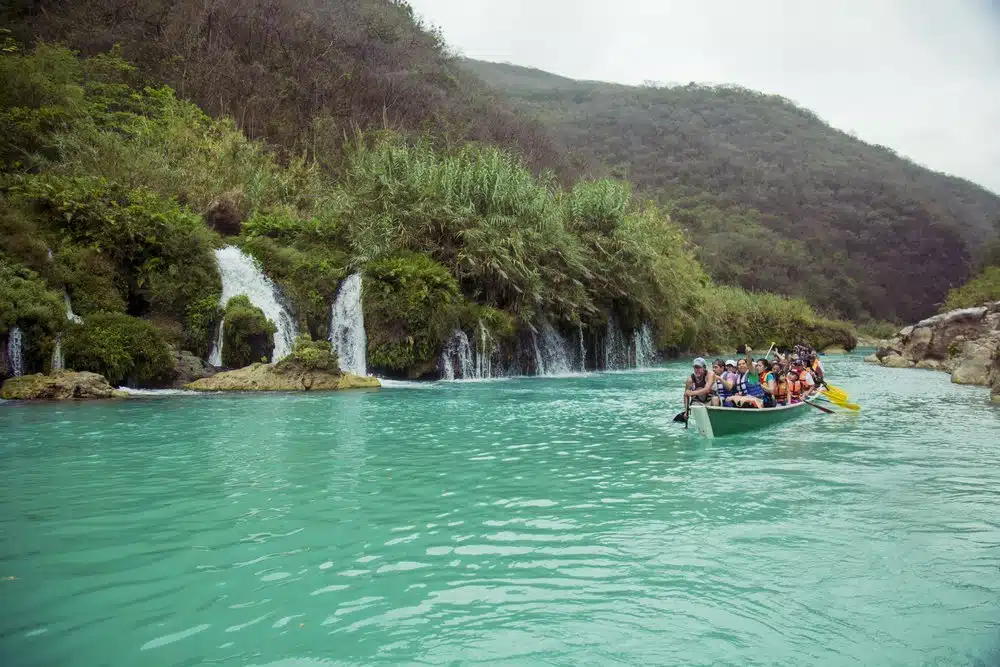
[276,333,338,373]
[363,253,463,374]
[221,295,276,368]
[941,267,1000,311]
[62,312,174,386]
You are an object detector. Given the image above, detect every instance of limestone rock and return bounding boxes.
[823,346,847,355]
[951,336,1000,386]
[863,354,880,364]
[904,326,933,360]
[1,371,127,400]
[185,362,380,392]
[915,359,946,371]
[882,354,915,369]
[172,349,216,388]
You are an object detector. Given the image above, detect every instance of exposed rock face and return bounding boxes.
[822,346,847,355]
[172,349,216,389]
[866,302,1000,400]
[1,371,127,400]
[185,362,380,392]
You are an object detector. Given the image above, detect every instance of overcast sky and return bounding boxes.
[408,0,1000,194]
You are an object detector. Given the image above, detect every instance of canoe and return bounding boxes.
[689,401,811,438]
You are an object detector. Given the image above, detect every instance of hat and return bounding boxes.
[693,357,707,368]
[725,359,736,366]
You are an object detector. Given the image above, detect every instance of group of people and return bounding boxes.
[684,344,825,409]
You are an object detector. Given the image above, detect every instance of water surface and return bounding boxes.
[2,354,999,666]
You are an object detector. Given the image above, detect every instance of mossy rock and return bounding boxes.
[221,295,276,368]
[2,371,127,400]
[185,363,379,392]
[62,312,175,386]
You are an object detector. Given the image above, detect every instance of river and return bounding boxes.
[1,352,998,666]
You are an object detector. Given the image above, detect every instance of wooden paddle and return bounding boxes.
[803,399,835,414]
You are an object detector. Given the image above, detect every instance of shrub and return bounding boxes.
[221,295,276,368]
[363,253,463,374]
[276,333,338,373]
[0,256,65,374]
[62,312,174,386]
[941,267,1000,311]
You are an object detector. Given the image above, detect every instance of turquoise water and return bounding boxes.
[2,353,999,666]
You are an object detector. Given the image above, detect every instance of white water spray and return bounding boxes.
[51,334,64,371]
[7,326,24,377]
[207,246,298,365]
[64,292,83,324]
[578,324,586,372]
[633,322,655,368]
[329,273,366,376]
[208,319,226,367]
[604,316,628,370]
[536,321,573,376]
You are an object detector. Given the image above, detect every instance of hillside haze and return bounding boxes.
[463,58,1000,322]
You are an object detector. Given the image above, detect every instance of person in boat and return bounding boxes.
[710,358,736,406]
[783,368,802,403]
[808,351,825,387]
[725,346,765,408]
[683,357,715,408]
[793,358,817,397]
[755,358,777,407]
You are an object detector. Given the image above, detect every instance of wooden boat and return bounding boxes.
[689,400,811,438]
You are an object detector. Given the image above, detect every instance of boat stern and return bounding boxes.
[689,404,715,438]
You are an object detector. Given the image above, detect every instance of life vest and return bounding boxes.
[740,371,766,399]
[775,379,788,402]
[690,372,709,403]
[786,377,802,401]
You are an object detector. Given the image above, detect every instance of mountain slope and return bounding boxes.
[463,59,1000,322]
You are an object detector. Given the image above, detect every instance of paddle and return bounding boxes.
[821,382,860,410]
[803,399,835,414]
[816,393,861,411]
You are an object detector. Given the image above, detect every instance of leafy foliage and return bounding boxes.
[221,295,276,368]
[0,256,65,375]
[277,333,338,373]
[62,312,174,386]
[941,267,1000,312]
[363,253,464,376]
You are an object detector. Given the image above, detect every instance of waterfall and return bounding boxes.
[440,329,474,380]
[604,316,629,370]
[208,246,298,365]
[578,324,586,372]
[633,322,655,368]
[51,334,64,371]
[476,321,493,380]
[329,273,366,376]
[535,321,573,376]
[7,326,24,377]
[64,292,83,324]
[208,318,225,367]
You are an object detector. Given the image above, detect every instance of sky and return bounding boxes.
[407,0,1000,194]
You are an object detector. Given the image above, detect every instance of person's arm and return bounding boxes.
[688,371,715,398]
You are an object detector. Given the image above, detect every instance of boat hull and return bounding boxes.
[689,401,810,438]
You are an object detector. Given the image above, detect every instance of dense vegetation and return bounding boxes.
[0,42,855,384]
[463,59,1000,323]
[941,268,1000,312]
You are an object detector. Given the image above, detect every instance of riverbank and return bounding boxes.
[864,302,1000,403]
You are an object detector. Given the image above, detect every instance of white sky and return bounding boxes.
[408,0,1000,194]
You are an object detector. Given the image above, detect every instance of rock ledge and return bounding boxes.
[185,363,380,392]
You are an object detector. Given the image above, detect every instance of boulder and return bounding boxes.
[823,346,847,355]
[915,359,946,371]
[863,354,880,364]
[950,335,1000,386]
[204,194,245,237]
[171,349,216,389]
[903,326,933,360]
[1,371,127,400]
[882,354,915,369]
[876,345,902,361]
[185,362,380,392]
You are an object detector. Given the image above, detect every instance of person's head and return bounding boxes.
[712,359,725,374]
[725,359,737,373]
[693,357,707,376]
[771,360,782,374]
[737,358,749,373]
[754,358,767,374]
[792,358,803,371]
[786,370,798,381]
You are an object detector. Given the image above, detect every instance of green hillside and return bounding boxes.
[463,59,1000,323]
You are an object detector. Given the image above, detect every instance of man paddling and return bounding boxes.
[683,357,715,408]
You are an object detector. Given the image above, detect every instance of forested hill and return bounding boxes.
[463,59,1000,323]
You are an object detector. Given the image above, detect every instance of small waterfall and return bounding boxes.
[51,334,64,371]
[329,273,366,376]
[633,322,655,368]
[208,318,225,367]
[535,321,573,376]
[476,321,494,380]
[604,316,628,370]
[578,324,586,372]
[7,326,24,377]
[440,329,474,380]
[208,246,298,364]
[64,292,83,324]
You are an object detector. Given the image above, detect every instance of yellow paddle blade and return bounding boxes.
[824,384,849,400]
[825,394,861,411]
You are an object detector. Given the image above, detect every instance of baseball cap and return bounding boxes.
[725,359,736,366]
[693,357,707,368]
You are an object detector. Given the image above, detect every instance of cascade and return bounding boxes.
[604,316,629,370]
[535,321,573,376]
[64,292,83,324]
[208,246,297,365]
[476,321,494,380]
[208,319,225,367]
[439,329,475,380]
[633,322,655,368]
[329,273,366,376]
[51,334,64,371]
[578,324,586,372]
[7,326,24,377]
